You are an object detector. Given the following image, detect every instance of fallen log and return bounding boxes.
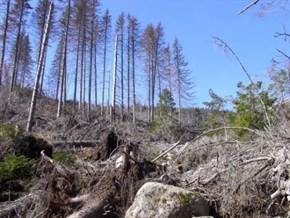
[51,140,100,148]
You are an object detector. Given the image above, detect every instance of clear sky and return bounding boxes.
[101,0,289,107]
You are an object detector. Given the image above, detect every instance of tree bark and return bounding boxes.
[88,20,94,117]
[111,35,118,122]
[132,26,136,123]
[10,0,25,91]
[0,0,11,87]
[73,27,81,108]
[26,2,54,132]
[127,23,131,112]
[57,0,70,117]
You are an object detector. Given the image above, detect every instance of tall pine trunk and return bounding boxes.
[94,39,98,106]
[101,29,108,115]
[11,0,25,91]
[57,0,70,117]
[26,2,53,132]
[0,0,11,87]
[127,29,130,112]
[147,57,151,123]
[73,27,81,108]
[88,20,94,117]
[111,35,118,122]
[132,31,136,123]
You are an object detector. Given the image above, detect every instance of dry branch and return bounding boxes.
[212,37,273,131]
[275,31,290,38]
[233,159,273,195]
[175,126,264,160]
[237,0,260,15]
[276,48,290,60]
[151,140,181,163]
[0,192,48,217]
[239,156,273,166]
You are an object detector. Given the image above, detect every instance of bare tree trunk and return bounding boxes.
[94,40,98,106]
[57,0,70,117]
[55,60,61,101]
[120,33,124,120]
[37,2,50,98]
[132,33,136,123]
[147,57,151,123]
[127,28,130,113]
[79,31,85,112]
[111,35,118,122]
[168,67,172,117]
[101,32,108,115]
[39,47,47,98]
[88,20,94,117]
[178,73,182,125]
[151,56,156,122]
[83,37,87,116]
[0,0,11,87]
[26,2,53,132]
[157,67,161,97]
[64,61,67,104]
[11,0,25,91]
[107,69,110,116]
[73,27,81,108]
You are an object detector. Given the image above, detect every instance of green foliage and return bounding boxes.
[53,151,77,167]
[203,89,228,130]
[150,88,177,131]
[0,154,36,201]
[0,123,23,140]
[229,81,276,139]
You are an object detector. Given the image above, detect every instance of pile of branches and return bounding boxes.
[171,128,290,217]
[0,129,159,218]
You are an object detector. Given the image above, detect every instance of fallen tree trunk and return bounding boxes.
[51,140,100,148]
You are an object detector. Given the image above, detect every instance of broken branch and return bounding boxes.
[237,0,260,15]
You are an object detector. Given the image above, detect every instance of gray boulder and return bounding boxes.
[125,182,210,218]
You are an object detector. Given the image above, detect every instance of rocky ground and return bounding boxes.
[1,88,290,217]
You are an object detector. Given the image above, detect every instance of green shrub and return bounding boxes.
[229,82,276,140]
[149,119,162,132]
[53,151,77,167]
[150,88,178,132]
[0,154,36,182]
[0,123,23,140]
[0,154,36,201]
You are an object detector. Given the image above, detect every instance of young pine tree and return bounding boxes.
[229,81,276,139]
[152,88,177,130]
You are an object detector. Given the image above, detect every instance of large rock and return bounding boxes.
[125,182,210,218]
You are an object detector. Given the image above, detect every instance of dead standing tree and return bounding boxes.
[26,1,54,132]
[111,35,118,122]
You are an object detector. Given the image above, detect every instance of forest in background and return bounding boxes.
[0,0,196,127]
[0,0,289,126]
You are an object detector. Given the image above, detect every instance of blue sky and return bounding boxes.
[101,0,289,107]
